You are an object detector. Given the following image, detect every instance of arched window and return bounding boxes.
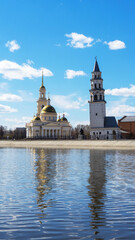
[94,95,97,101]
[100,95,102,100]
[99,83,101,88]
[95,83,97,88]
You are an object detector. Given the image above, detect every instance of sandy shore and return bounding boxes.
[0,139,135,150]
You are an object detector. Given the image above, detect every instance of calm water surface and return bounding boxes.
[0,148,135,239]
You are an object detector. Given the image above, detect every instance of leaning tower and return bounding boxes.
[89,58,106,128]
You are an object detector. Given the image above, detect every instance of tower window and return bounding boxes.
[96,113,98,116]
[93,132,95,135]
[99,84,101,88]
[94,95,97,101]
[41,105,44,109]
[95,84,97,88]
[100,95,102,100]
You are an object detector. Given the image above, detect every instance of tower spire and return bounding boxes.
[93,57,100,72]
[42,70,44,87]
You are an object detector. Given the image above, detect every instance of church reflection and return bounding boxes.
[31,148,70,221]
[32,148,57,220]
[88,150,106,232]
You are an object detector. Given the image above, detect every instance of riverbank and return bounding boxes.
[0,139,135,150]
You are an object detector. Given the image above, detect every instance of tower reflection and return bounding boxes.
[88,150,106,232]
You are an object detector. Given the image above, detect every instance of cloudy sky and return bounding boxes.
[0,0,135,129]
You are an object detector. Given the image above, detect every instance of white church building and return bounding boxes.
[89,58,120,140]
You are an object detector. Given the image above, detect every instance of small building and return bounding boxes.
[14,127,26,139]
[118,116,135,138]
[88,58,120,140]
[26,73,72,139]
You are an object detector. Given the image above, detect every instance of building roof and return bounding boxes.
[93,59,100,72]
[41,105,56,114]
[104,117,118,128]
[119,116,135,122]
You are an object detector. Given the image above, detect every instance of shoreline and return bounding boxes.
[0,139,135,150]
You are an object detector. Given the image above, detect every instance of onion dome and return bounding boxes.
[31,116,41,122]
[60,116,68,121]
[41,105,56,113]
[40,85,45,89]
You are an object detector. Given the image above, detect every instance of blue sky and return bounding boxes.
[0,0,135,129]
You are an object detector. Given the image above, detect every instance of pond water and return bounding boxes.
[0,148,135,239]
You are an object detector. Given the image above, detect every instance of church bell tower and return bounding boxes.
[37,71,47,116]
[89,58,106,128]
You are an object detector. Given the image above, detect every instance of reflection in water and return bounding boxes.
[32,148,57,219]
[88,150,106,232]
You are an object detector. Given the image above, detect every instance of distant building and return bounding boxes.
[88,58,120,140]
[26,73,72,139]
[14,127,26,139]
[118,116,135,138]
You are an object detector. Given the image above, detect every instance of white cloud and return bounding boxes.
[5,40,20,52]
[105,84,135,97]
[65,69,86,79]
[0,60,53,80]
[0,104,17,113]
[26,59,34,65]
[107,104,135,117]
[57,112,70,117]
[0,93,23,102]
[52,94,87,110]
[65,32,94,48]
[5,116,32,128]
[0,82,8,90]
[18,90,35,102]
[72,120,89,127]
[55,43,61,47]
[104,40,126,50]
[6,116,32,124]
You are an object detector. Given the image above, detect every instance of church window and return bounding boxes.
[41,105,44,109]
[94,95,97,101]
[93,132,95,135]
[49,116,51,120]
[99,132,101,134]
[95,83,97,88]
[100,95,102,100]
[107,131,109,134]
[99,84,101,88]
[96,113,98,116]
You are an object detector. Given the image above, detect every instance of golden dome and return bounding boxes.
[60,117,68,122]
[40,85,45,89]
[57,117,68,122]
[31,116,41,122]
[41,105,56,114]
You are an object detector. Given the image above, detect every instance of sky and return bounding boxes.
[0,0,135,129]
